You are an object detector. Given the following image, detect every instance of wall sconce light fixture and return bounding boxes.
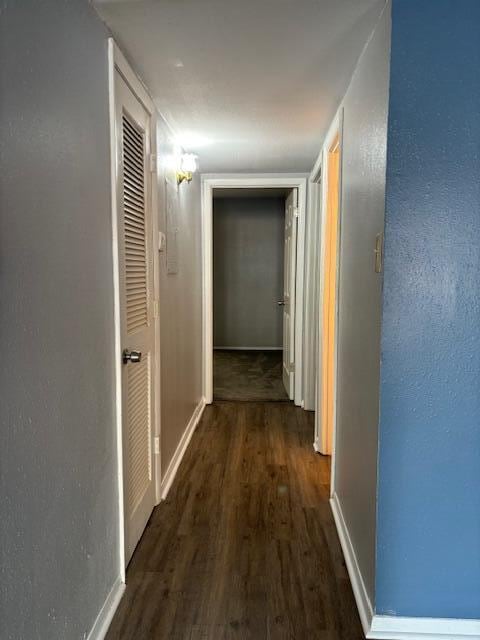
[176,153,197,185]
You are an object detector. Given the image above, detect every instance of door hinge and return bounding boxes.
[158,231,166,252]
[153,299,159,318]
[149,153,157,173]
[154,436,160,455]
[293,206,300,218]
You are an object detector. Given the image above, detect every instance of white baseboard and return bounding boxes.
[330,492,373,635]
[214,346,282,351]
[330,496,480,640]
[87,577,125,640]
[313,439,321,453]
[160,397,206,500]
[368,615,480,639]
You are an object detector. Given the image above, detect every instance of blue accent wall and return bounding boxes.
[376,0,480,618]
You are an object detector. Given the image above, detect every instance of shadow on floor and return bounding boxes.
[214,349,290,402]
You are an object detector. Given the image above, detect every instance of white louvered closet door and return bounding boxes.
[115,72,156,564]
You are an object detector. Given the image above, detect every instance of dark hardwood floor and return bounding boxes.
[106,402,363,639]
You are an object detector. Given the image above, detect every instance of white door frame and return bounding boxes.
[108,39,161,581]
[201,174,307,406]
[313,109,344,495]
[303,163,323,412]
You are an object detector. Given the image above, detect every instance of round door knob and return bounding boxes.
[277,300,285,306]
[122,349,142,364]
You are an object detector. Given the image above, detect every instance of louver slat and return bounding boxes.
[122,113,148,334]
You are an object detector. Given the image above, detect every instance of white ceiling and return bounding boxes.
[94,0,385,173]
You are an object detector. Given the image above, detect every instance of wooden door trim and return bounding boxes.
[108,39,160,582]
[201,175,307,407]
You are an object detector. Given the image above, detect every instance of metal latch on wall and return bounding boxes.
[374,232,384,274]
[149,153,157,173]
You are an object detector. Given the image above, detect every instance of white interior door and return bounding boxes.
[115,71,156,564]
[282,188,298,398]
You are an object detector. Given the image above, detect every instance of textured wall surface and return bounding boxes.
[156,127,203,476]
[331,2,391,606]
[93,0,386,173]
[213,197,285,349]
[0,1,119,638]
[377,0,480,619]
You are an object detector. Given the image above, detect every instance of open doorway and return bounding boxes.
[315,115,343,461]
[321,135,340,454]
[212,188,294,401]
[202,177,307,407]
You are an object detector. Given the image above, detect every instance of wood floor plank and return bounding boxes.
[106,401,364,640]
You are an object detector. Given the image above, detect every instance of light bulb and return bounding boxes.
[180,153,197,173]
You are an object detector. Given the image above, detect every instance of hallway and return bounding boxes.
[107,402,363,639]
[4,2,480,638]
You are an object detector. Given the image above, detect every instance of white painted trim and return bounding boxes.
[303,162,323,413]
[108,38,160,580]
[294,182,306,406]
[202,173,308,181]
[214,346,283,351]
[330,492,373,636]
[329,477,480,640]
[368,615,480,639]
[201,175,308,407]
[201,179,214,404]
[109,42,154,116]
[107,38,126,584]
[86,578,125,640]
[314,143,328,454]
[329,108,344,497]
[152,112,163,506]
[310,148,323,185]
[160,398,206,500]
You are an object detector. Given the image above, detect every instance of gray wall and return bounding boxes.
[156,129,203,475]
[0,2,204,637]
[0,1,118,638]
[331,1,391,605]
[213,197,284,349]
